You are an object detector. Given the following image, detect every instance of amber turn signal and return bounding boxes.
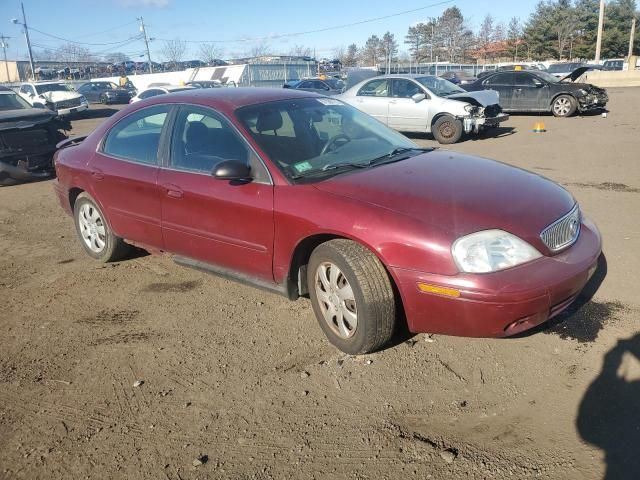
[417,283,461,298]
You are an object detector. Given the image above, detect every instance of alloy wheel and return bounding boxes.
[553,97,572,116]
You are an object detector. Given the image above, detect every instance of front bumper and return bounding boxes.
[0,152,55,181]
[463,112,509,133]
[577,92,608,111]
[391,216,602,337]
[56,104,88,116]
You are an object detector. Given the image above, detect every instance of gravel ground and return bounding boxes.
[1,89,639,480]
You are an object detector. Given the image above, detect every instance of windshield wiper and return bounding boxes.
[367,147,432,166]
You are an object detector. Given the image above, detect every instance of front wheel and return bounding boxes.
[432,115,463,144]
[73,193,130,262]
[307,239,396,354]
[551,95,576,117]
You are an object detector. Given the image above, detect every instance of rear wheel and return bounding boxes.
[73,193,130,262]
[551,95,577,117]
[307,239,396,354]
[100,95,108,104]
[432,115,463,144]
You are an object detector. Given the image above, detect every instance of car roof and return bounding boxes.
[0,86,15,92]
[142,87,323,110]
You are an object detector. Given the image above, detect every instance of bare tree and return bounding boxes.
[332,45,345,62]
[289,44,312,57]
[161,38,187,65]
[199,43,224,64]
[247,40,271,58]
[54,43,95,63]
[104,52,129,64]
[343,43,358,67]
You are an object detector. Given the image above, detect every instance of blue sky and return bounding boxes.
[1,0,536,61]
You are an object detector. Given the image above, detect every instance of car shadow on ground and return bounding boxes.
[576,332,640,479]
[468,126,516,140]
[515,253,612,343]
[78,107,119,120]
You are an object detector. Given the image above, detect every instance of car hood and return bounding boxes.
[446,89,499,106]
[559,66,591,82]
[38,90,82,102]
[312,150,575,252]
[0,108,57,131]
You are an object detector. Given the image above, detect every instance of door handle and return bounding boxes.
[163,183,183,199]
[90,168,104,180]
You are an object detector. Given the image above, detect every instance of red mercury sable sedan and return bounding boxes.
[53,88,602,354]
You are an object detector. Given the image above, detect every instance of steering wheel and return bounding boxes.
[321,134,352,155]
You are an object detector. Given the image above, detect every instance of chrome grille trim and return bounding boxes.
[540,204,581,252]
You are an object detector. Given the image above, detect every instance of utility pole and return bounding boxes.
[137,17,153,74]
[629,17,637,57]
[595,0,605,62]
[12,3,35,79]
[0,34,10,82]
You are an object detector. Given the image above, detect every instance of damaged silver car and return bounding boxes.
[0,86,69,186]
[338,74,508,144]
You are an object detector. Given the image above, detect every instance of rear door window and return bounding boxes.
[102,106,170,164]
[484,73,514,86]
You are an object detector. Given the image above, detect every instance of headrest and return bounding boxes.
[256,110,283,133]
[185,121,208,143]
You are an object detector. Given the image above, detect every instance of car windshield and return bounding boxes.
[547,63,581,73]
[324,78,345,90]
[35,83,73,94]
[0,92,32,110]
[236,97,421,183]
[415,76,465,97]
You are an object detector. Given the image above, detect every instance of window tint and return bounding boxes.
[514,73,536,86]
[357,79,389,97]
[485,73,514,85]
[139,89,162,99]
[102,106,169,164]
[391,79,423,98]
[299,81,314,89]
[313,81,329,90]
[171,106,250,174]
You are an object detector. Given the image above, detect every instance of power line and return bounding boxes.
[153,0,454,44]
[74,20,138,39]
[29,26,142,46]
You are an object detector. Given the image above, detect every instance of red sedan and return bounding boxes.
[53,88,602,354]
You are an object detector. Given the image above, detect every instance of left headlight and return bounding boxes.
[452,229,542,273]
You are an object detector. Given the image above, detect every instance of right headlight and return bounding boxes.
[452,229,542,273]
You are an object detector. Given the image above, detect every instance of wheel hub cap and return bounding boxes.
[78,203,106,253]
[315,262,358,339]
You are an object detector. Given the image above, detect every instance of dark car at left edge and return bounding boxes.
[0,86,69,185]
[463,67,608,117]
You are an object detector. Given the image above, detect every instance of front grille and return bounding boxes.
[540,204,581,252]
[0,129,50,151]
[53,98,82,109]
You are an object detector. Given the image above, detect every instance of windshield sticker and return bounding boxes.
[294,161,313,173]
[316,98,343,106]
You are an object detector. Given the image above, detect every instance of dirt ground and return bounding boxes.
[1,89,639,480]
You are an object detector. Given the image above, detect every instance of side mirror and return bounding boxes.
[411,93,426,103]
[213,160,251,181]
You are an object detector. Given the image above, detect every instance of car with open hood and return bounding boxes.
[17,81,88,116]
[52,88,601,354]
[0,86,69,185]
[463,68,608,117]
[337,74,508,144]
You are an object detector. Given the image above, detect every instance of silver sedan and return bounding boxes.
[337,74,508,144]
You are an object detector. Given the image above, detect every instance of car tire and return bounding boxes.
[432,115,463,144]
[307,239,396,354]
[73,193,130,262]
[551,95,577,117]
